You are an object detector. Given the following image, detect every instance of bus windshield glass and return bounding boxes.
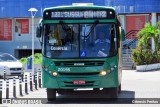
[43,23,117,58]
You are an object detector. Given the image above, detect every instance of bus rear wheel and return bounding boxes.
[47,88,56,102]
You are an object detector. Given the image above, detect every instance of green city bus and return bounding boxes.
[36,4,125,101]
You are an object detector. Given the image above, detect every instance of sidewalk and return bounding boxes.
[1,72,42,99]
[20,88,46,98]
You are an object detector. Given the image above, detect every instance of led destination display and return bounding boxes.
[51,11,107,18]
[43,9,115,19]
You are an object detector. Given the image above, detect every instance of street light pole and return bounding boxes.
[31,15,35,75]
[28,8,38,75]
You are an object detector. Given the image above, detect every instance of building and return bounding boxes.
[0,0,160,58]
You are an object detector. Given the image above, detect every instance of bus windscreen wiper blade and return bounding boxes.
[84,20,99,39]
[59,21,68,32]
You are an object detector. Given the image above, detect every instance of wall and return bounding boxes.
[0,0,160,18]
[105,0,160,13]
[0,17,41,56]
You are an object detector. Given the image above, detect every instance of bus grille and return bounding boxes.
[59,72,99,76]
[55,61,104,67]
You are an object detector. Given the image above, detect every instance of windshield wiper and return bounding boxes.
[82,20,99,49]
[59,21,69,33]
[83,20,99,40]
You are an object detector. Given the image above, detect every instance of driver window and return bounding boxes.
[48,25,62,46]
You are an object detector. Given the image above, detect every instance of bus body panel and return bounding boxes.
[42,68,118,89]
[42,55,120,89]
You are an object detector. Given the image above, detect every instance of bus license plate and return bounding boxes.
[73,80,86,85]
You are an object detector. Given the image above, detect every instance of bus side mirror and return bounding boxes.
[121,29,125,41]
[36,26,42,38]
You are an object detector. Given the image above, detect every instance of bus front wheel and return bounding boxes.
[104,87,118,99]
[47,88,56,102]
[118,84,121,93]
[109,87,118,98]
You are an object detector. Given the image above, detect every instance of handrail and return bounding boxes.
[123,38,138,48]
[127,38,138,47]
[123,30,139,48]
[125,30,139,39]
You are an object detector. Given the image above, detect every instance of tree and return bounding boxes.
[132,22,160,65]
[137,22,160,51]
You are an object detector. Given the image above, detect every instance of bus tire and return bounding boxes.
[108,87,118,99]
[118,84,121,94]
[57,89,74,95]
[47,88,56,102]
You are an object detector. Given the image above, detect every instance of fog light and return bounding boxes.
[52,72,58,76]
[100,70,107,76]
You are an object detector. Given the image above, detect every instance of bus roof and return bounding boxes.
[43,5,115,12]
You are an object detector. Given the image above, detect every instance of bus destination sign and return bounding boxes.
[51,11,107,18]
[43,10,115,19]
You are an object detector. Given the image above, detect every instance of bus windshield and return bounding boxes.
[43,23,117,58]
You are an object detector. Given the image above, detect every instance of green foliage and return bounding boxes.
[19,53,42,64]
[132,22,160,65]
[132,48,160,65]
[32,53,42,64]
[137,23,160,50]
[19,57,28,64]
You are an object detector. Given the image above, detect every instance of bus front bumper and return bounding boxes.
[42,71,118,89]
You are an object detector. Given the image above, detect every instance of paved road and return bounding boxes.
[1,70,160,106]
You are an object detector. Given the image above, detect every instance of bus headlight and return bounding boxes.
[52,72,58,76]
[100,70,107,76]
